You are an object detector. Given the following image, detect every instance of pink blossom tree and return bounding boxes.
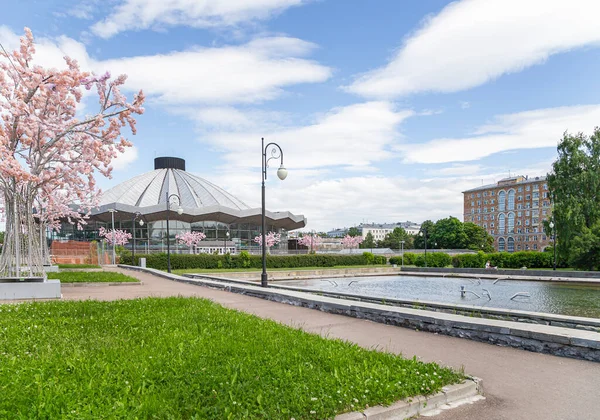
[0,28,144,277]
[254,231,281,253]
[341,234,364,253]
[98,227,132,246]
[176,231,206,253]
[298,233,323,252]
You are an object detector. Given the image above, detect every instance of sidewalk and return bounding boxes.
[62,268,600,420]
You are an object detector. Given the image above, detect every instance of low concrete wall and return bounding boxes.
[121,265,600,363]
[0,280,61,300]
[402,266,600,280]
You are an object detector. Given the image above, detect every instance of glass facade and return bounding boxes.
[50,219,288,254]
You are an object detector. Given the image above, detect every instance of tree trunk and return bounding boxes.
[0,189,45,278]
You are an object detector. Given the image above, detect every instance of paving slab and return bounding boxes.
[58,267,600,420]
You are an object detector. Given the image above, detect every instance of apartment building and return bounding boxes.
[359,221,421,241]
[462,175,552,252]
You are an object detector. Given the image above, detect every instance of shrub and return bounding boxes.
[451,251,554,269]
[121,253,380,271]
[415,252,451,268]
[362,252,375,265]
[389,253,417,266]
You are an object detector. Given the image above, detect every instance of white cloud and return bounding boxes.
[347,0,600,98]
[103,37,331,104]
[192,102,414,170]
[91,0,307,38]
[0,27,331,105]
[111,146,139,171]
[399,104,600,164]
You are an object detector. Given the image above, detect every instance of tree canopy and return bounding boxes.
[547,129,600,269]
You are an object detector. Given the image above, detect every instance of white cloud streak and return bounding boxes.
[0,27,331,105]
[91,0,307,38]
[191,102,414,170]
[399,104,600,164]
[347,0,600,98]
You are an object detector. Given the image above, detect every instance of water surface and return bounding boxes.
[281,276,600,319]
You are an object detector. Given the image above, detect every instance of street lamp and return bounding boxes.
[549,221,556,271]
[165,192,183,273]
[108,209,117,265]
[261,137,287,287]
[419,228,428,268]
[132,212,144,266]
[400,240,405,267]
[224,230,230,254]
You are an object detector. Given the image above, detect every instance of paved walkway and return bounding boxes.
[61,268,600,420]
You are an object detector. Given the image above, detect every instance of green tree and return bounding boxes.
[430,216,468,249]
[413,220,435,249]
[568,221,600,270]
[360,232,375,249]
[547,129,600,264]
[379,227,409,250]
[0,231,4,245]
[348,227,360,237]
[463,222,495,252]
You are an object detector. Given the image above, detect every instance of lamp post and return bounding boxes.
[261,137,287,287]
[400,240,405,267]
[419,228,428,267]
[165,192,183,273]
[108,209,117,265]
[549,221,556,271]
[224,230,230,254]
[132,212,144,266]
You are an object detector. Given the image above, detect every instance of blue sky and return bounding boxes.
[2,0,600,231]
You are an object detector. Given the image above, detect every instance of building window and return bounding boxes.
[543,183,548,190]
[477,200,481,205]
[491,191,495,196]
[498,213,505,234]
[507,237,515,252]
[533,184,539,191]
[507,190,515,210]
[533,244,538,250]
[491,199,495,204]
[491,222,495,227]
[533,192,539,199]
[518,195,523,201]
[508,212,515,233]
[526,194,531,200]
[477,193,481,198]
[499,237,506,252]
[518,187,523,192]
[526,185,531,191]
[498,191,506,211]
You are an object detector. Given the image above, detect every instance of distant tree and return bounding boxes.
[298,234,322,252]
[378,227,409,250]
[341,235,363,250]
[547,129,600,265]
[0,231,4,245]
[360,232,375,249]
[347,227,361,237]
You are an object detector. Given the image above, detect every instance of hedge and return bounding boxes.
[452,251,554,269]
[414,253,452,268]
[120,252,387,271]
[389,252,417,266]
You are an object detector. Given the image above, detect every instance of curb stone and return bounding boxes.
[60,281,142,287]
[335,377,483,420]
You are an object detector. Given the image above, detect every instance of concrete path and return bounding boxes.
[61,268,600,420]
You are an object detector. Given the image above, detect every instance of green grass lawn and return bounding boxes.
[57,264,101,269]
[47,271,138,283]
[173,264,399,275]
[0,297,464,419]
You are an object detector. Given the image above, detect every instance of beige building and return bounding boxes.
[463,175,552,252]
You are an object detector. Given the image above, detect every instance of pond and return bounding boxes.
[281,275,600,319]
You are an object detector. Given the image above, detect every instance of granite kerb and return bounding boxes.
[119,265,600,362]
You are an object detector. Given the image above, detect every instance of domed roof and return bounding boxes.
[99,160,249,210]
[91,157,306,230]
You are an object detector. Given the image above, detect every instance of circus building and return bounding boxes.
[49,157,306,261]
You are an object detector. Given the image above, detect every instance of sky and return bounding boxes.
[2,0,600,232]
